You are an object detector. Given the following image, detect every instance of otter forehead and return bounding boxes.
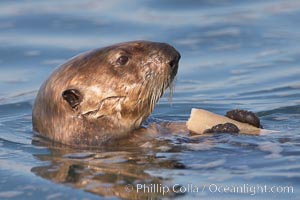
[98,41,176,66]
[64,41,180,86]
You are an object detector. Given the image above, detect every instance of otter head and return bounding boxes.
[32,41,180,147]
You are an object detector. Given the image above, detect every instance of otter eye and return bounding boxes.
[116,55,128,65]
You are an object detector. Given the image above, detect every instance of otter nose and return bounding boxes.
[167,50,180,80]
[168,52,181,71]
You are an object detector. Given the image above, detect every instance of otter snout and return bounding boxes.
[154,42,181,79]
[169,54,180,71]
[168,52,180,79]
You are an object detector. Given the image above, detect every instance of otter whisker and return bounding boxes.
[167,76,176,104]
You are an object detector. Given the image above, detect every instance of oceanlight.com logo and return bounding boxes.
[124,183,294,196]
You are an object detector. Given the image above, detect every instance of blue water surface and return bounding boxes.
[0,0,300,199]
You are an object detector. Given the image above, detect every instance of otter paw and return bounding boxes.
[225,109,262,128]
[204,122,240,134]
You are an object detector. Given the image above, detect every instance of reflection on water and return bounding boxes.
[31,141,186,199]
[0,0,300,199]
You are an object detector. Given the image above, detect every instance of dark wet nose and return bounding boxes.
[168,52,181,71]
[167,48,180,79]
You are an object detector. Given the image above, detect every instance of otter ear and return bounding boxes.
[62,89,82,109]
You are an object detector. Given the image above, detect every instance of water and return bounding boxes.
[0,0,300,199]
